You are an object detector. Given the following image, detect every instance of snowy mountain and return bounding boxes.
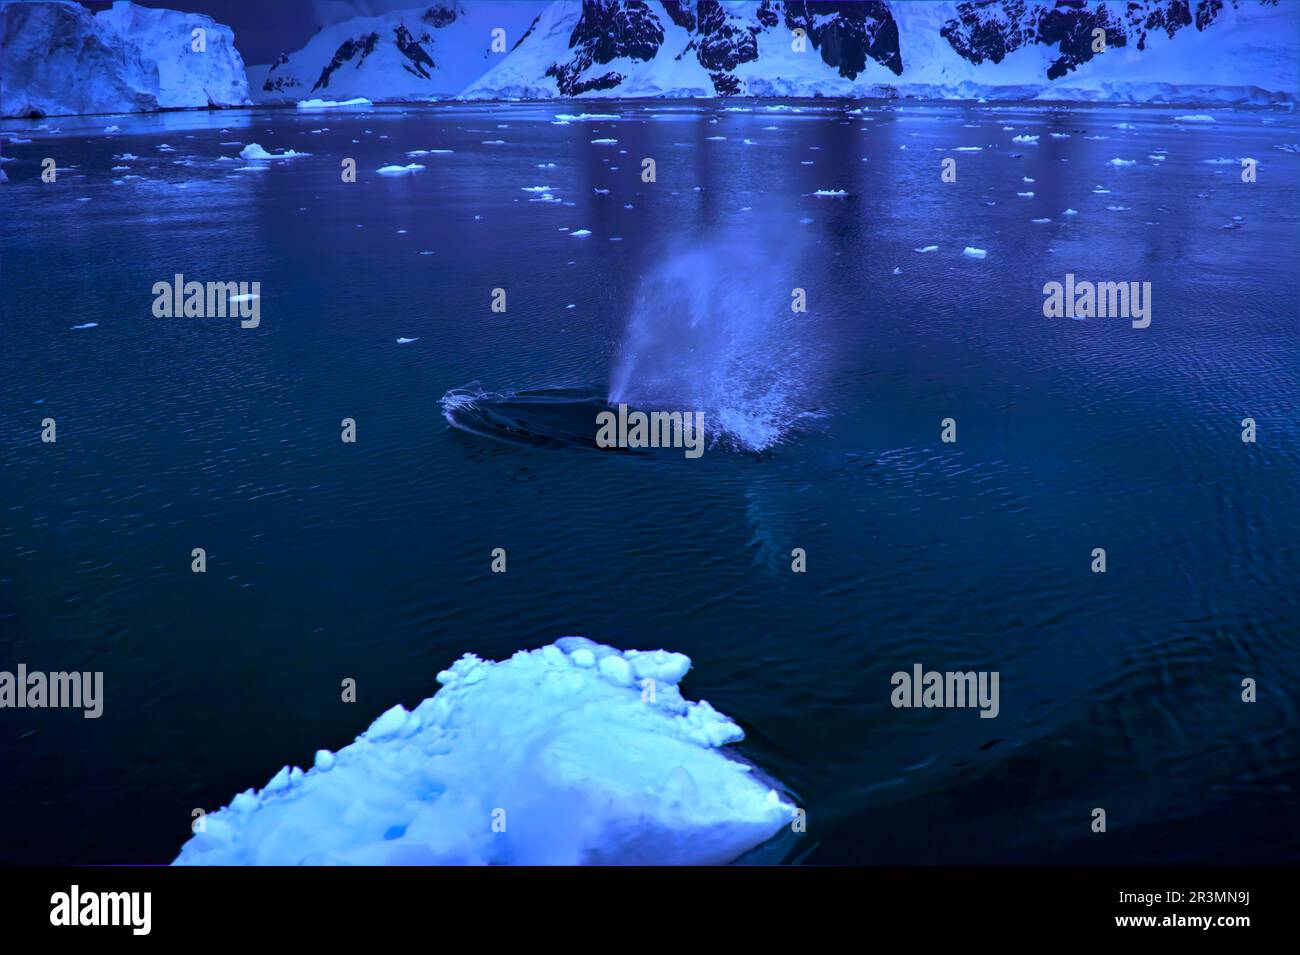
[251,0,546,103]
[2,0,1295,117]
[463,0,1299,103]
[0,1,250,118]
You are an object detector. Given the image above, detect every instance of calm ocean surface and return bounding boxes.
[2,100,1298,863]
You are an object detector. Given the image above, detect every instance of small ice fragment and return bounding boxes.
[963,246,987,259]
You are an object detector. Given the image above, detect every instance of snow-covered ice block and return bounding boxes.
[173,638,792,865]
[297,97,372,109]
[239,143,309,160]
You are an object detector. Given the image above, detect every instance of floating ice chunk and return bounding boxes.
[174,638,790,865]
[1063,208,1078,215]
[1174,114,1215,123]
[1023,176,1035,183]
[521,186,552,193]
[914,245,938,253]
[8,136,33,144]
[407,149,453,157]
[1092,186,1111,194]
[1011,134,1038,144]
[113,152,139,161]
[240,144,309,160]
[71,322,98,329]
[297,97,372,109]
[1106,205,1130,211]
[591,138,618,145]
[396,337,419,344]
[892,267,902,275]
[1017,191,1034,197]
[1050,133,1070,139]
[705,136,726,141]
[812,189,847,197]
[537,162,557,168]
[376,164,424,175]
[104,125,119,133]
[954,146,982,152]
[481,140,506,145]
[1113,123,1137,130]
[569,229,592,237]
[554,113,618,121]
[1031,218,1051,224]
[963,247,987,259]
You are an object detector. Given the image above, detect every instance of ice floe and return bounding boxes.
[172,638,791,865]
[297,97,372,109]
[240,143,309,160]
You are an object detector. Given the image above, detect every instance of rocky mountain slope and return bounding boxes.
[462,0,1297,102]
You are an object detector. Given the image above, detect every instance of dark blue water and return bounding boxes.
[2,100,1299,864]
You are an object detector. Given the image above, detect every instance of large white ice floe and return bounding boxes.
[296,97,372,109]
[174,637,793,865]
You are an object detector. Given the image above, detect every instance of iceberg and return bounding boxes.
[1,1,249,118]
[296,97,372,109]
[239,143,309,160]
[174,638,793,865]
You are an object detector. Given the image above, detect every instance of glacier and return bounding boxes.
[173,637,794,865]
[0,0,249,119]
